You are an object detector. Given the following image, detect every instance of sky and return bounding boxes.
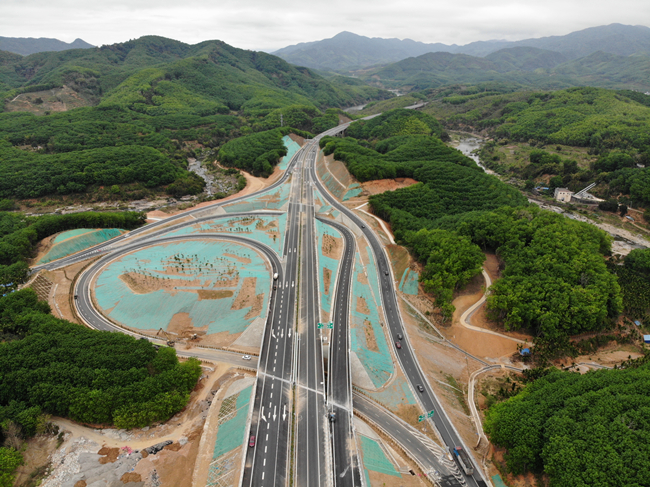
[2,0,649,52]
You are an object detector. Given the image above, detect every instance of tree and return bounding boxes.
[619,204,628,217]
[0,447,23,487]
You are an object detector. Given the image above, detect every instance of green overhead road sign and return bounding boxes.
[328,322,334,329]
[419,411,435,422]
[317,323,324,329]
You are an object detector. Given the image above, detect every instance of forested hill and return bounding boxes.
[0,36,390,204]
[0,36,94,56]
[0,35,388,112]
[362,48,650,92]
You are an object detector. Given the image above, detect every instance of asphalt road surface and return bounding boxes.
[317,216,362,487]
[241,144,305,487]
[295,143,329,487]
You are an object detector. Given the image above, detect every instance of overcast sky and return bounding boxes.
[3,0,649,52]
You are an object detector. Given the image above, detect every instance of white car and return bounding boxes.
[242,355,252,360]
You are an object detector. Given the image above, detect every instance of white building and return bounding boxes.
[554,188,573,203]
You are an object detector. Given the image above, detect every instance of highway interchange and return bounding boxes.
[34,123,488,487]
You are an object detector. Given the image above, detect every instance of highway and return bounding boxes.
[309,143,487,487]
[294,143,329,487]
[49,118,490,486]
[318,216,362,487]
[241,150,304,487]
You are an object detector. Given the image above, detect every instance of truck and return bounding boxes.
[273,272,278,280]
[450,446,474,475]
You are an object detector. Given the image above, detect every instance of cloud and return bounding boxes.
[1,0,649,51]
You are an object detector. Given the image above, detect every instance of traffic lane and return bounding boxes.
[297,172,327,487]
[247,155,305,486]
[245,235,298,485]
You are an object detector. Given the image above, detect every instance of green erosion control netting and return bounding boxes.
[315,219,342,316]
[342,183,362,202]
[278,135,301,171]
[38,228,124,264]
[492,475,507,487]
[398,268,419,295]
[166,214,287,255]
[317,155,346,200]
[350,249,394,388]
[359,435,400,477]
[365,379,416,411]
[223,180,291,213]
[94,240,270,335]
[212,385,253,459]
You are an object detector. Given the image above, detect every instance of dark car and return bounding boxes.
[249,435,256,447]
[395,341,402,349]
[384,270,389,276]
[396,333,403,340]
[417,384,424,393]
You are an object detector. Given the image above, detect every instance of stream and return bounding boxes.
[454,135,493,173]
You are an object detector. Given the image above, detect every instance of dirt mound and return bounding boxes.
[361,178,417,196]
[120,472,142,482]
[363,318,379,352]
[98,446,120,464]
[323,268,332,294]
[322,233,342,259]
[231,277,264,319]
[197,290,234,300]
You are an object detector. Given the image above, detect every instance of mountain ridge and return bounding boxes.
[0,37,94,56]
[273,24,650,72]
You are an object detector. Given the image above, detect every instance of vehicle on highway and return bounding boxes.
[273,285,277,290]
[396,333,403,340]
[450,446,474,475]
[361,224,365,228]
[329,412,336,422]
[384,270,389,276]
[273,272,279,280]
[242,355,252,360]
[416,384,424,392]
[395,341,402,349]
[249,435,256,447]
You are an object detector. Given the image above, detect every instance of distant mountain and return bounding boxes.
[273,31,457,71]
[366,51,574,91]
[274,24,650,72]
[0,37,94,56]
[484,47,568,72]
[362,46,650,92]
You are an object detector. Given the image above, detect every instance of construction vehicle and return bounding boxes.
[156,328,176,347]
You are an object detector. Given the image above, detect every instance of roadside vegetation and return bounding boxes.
[484,363,650,487]
[0,288,202,485]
